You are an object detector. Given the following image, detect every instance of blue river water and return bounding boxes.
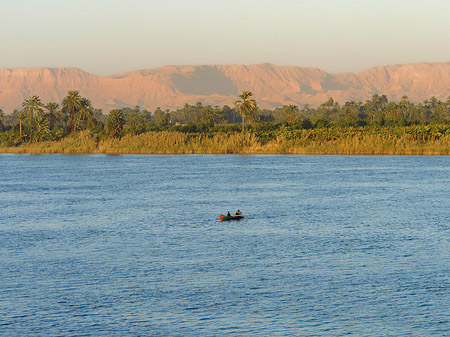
[0,154,449,336]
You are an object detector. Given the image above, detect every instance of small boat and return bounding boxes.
[219,214,247,221]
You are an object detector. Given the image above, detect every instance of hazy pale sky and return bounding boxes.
[1,0,449,75]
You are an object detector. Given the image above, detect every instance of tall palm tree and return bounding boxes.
[22,95,44,142]
[14,110,26,139]
[62,90,83,133]
[76,97,94,130]
[45,102,60,129]
[234,91,256,133]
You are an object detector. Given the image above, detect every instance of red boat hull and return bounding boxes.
[219,214,245,221]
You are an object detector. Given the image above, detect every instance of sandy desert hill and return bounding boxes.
[0,62,449,113]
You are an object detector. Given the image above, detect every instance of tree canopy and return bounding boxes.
[1,91,450,148]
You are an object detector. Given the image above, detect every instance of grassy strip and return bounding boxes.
[1,130,450,155]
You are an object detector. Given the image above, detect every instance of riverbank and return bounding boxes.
[2,130,450,155]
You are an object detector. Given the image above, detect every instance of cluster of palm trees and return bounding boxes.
[8,89,450,144]
[17,90,258,141]
[20,90,94,142]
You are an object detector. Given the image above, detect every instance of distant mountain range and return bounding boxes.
[0,62,449,113]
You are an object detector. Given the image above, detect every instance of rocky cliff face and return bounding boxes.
[0,62,449,113]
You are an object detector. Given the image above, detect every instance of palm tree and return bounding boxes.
[234,91,256,133]
[0,108,4,132]
[22,95,44,142]
[62,90,83,133]
[45,102,60,129]
[13,110,26,139]
[34,112,51,141]
[76,97,94,130]
[281,105,299,124]
[246,106,261,126]
[200,105,216,125]
[106,109,125,138]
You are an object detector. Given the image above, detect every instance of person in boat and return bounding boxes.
[235,210,241,216]
[227,211,231,216]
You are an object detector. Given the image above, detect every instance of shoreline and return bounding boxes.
[1,147,449,156]
[1,151,447,156]
[2,130,450,156]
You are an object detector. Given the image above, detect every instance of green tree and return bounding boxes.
[153,107,165,122]
[339,101,366,126]
[197,105,217,132]
[34,112,51,141]
[62,90,83,133]
[300,104,312,118]
[45,102,60,129]
[364,94,388,125]
[398,95,414,124]
[427,97,446,123]
[14,110,26,139]
[199,105,216,125]
[279,105,299,124]
[121,108,147,135]
[192,102,205,124]
[22,95,44,142]
[234,91,257,132]
[152,107,170,128]
[180,103,193,124]
[0,108,4,131]
[76,98,94,130]
[246,106,261,126]
[106,109,125,138]
[317,97,340,121]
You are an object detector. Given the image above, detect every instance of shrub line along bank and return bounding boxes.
[1,91,450,154]
[2,129,450,155]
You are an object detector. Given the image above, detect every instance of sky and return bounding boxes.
[1,0,449,75]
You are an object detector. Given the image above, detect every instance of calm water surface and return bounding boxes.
[0,154,449,336]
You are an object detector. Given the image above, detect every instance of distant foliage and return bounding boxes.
[1,90,450,154]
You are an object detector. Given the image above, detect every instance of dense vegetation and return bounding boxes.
[1,91,450,154]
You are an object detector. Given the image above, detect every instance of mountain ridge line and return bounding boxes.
[1,62,449,113]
